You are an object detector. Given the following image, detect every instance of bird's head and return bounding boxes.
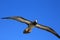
[32,20,37,25]
[34,20,37,23]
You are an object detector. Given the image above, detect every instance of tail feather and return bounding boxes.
[23,28,31,34]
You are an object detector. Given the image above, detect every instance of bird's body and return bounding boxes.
[1,16,60,38]
[23,20,37,33]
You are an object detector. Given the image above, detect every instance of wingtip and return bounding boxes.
[1,17,11,19]
[58,36,60,39]
[55,34,60,39]
[57,36,60,39]
[1,18,6,19]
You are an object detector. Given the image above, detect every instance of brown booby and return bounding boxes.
[1,16,60,38]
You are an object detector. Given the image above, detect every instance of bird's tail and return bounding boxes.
[23,28,31,34]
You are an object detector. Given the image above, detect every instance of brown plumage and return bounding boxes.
[1,16,60,38]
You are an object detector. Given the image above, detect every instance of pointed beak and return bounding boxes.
[36,20,37,22]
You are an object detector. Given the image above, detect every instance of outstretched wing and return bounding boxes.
[1,16,32,25]
[36,24,60,38]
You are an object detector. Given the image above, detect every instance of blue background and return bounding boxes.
[0,0,60,40]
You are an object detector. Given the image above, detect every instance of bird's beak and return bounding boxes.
[36,20,37,22]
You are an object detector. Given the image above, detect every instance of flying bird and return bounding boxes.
[1,16,60,38]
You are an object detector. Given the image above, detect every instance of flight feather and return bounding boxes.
[1,16,32,25]
[36,24,60,38]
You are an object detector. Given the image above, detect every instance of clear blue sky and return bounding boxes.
[0,0,60,40]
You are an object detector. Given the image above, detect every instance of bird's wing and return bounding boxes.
[35,24,60,38]
[1,16,32,25]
